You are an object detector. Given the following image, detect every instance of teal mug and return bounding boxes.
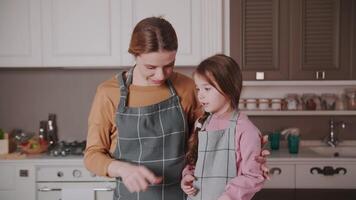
[268,132,281,150]
[288,135,300,154]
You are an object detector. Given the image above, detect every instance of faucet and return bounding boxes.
[325,119,346,147]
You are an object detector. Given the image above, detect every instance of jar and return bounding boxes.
[238,99,245,110]
[320,93,337,110]
[258,99,270,110]
[345,88,356,110]
[245,99,257,110]
[285,94,299,110]
[302,94,320,110]
[271,99,282,110]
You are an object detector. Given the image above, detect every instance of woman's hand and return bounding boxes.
[181,174,198,196]
[108,161,162,193]
[255,135,271,179]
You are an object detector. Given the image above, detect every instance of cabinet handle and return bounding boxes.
[269,167,282,175]
[93,187,114,191]
[38,187,61,192]
[315,71,320,79]
[38,187,114,192]
[310,166,347,176]
[321,71,326,79]
[334,167,347,175]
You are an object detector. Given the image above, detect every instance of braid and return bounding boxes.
[185,112,210,165]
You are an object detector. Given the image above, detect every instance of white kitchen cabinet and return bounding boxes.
[0,0,41,67]
[264,163,295,189]
[37,182,115,200]
[295,163,356,189]
[120,0,225,66]
[0,0,226,67]
[41,0,123,67]
[0,163,36,200]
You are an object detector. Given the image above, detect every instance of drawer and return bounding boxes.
[264,164,295,189]
[296,163,356,189]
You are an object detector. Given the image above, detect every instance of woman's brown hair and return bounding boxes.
[185,54,243,165]
[128,17,178,56]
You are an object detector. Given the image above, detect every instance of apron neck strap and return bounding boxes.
[117,66,178,108]
[201,110,239,131]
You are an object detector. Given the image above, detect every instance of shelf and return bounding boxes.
[242,110,356,116]
[243,80,356,87]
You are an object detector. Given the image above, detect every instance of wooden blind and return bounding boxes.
[302,0,339,67]
[242,0,277,70]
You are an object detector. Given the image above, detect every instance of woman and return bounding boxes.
[84,17,269,200]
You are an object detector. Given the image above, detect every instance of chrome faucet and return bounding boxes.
[325,119,346,147]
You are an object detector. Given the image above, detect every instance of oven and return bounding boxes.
[36,165,115,200]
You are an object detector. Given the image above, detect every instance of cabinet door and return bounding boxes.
[0,164,35,200]
[37,182,115,200]
[252,189,295,200]
[0,0,41,67]
[120,0,224,66]
[352,1,356,80]
[231,0,289,80]
[295,163,356,188]
[289,0,353,80]
[295,189,356,200]
[264,164,295,189]
[42,0,122,67]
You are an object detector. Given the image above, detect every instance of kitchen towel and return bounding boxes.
[61,188,94,200]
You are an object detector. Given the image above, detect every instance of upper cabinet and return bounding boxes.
[120,0,224,66]
[0,0,42,67]
[0,0,225,67]
[41,0,122,67]
[231,0,356,80]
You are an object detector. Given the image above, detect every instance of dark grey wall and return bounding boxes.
[0,68,194,141]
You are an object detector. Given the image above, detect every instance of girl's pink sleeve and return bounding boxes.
[220,118,265,200]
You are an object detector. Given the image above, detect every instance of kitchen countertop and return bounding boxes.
[1,140,356,164]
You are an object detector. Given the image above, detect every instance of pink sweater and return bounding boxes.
[183,112,265,200]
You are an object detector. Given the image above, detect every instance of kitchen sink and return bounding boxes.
[307,146,356,157]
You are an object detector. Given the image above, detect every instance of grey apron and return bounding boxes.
[189,112,238,200]
[113,68,187,200]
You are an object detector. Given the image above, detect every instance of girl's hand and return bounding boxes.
[108,161,162,193]
[181,174,198,196]
[255,135,271,179]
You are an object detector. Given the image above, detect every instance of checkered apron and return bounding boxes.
[113,68,187,200]
[188,112,238,200]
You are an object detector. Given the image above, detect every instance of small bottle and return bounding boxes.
[47,114,58,148]
[39,121,48,146]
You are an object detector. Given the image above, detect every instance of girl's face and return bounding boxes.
[134,51,176,86]
[194,73,231,115]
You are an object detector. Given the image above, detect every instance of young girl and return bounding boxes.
[181,54,264,200]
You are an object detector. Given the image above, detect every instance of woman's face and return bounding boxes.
[194,73,231,115]
[134,51,176,86]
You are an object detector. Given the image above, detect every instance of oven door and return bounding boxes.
[37,182,115,200]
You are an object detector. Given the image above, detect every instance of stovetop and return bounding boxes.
[47,140,86,157]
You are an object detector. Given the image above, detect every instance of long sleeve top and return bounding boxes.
[183,112,264,200]
[84,72,201,177]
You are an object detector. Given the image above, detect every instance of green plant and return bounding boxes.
[0,128,4,140]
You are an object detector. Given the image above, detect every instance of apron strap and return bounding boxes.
[228,110,239,128]
[117,67,178,111]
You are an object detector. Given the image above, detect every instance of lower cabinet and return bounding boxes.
[253,189,295,200]
[295,189,356,200]
[253,161,356,200]
[253,189,356,200]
